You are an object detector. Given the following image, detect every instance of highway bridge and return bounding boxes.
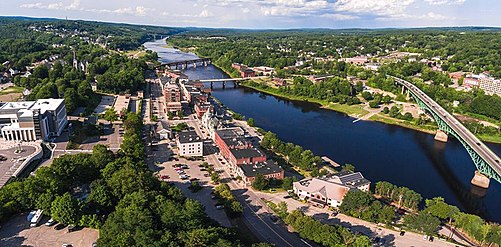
[392,76,501,187]
[198,76,269,82]
[159,58,211,69]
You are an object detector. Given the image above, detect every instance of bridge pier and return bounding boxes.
[471,170,490,189]
[434,130,448,142]
[222,81,226,89]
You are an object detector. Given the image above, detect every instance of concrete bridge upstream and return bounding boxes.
[392,76,501,188]
[160,58,211,70]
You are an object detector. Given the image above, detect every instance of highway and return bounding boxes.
[393,76,501,179]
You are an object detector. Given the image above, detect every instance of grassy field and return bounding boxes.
[0,86,23,102]
[0,86,23,95]
[369,114,437,134]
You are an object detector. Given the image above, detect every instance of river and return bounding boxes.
[144,39,501,222]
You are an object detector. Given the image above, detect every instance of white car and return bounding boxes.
[179,174,189,179]
[45,218,56,226]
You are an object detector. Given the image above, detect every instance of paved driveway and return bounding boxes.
[0,214,98,247]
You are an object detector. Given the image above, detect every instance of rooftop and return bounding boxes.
[239,160,283,177]
[30,99,65,113]
[230,147,265,159]
[177,131,202,144]
[0,101,36,111]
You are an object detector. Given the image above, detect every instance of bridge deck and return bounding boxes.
[393,76,501,176]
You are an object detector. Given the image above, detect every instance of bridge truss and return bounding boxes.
[406,86,501,184]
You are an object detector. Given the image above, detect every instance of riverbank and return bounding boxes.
[239,81,444,134]
[237,80,501,144]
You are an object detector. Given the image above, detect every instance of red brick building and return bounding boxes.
[237,160,284,186]
[214,129,267,171]
[240,68,256,78]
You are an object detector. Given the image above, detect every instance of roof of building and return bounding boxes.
[177,131,202,144]
[329,171,370,187]
[230,147,265,159]
[294,178,349,202]
[30,99,65,113]
[0,101,35,111]
[239,160,283,177]
[215,128,242,139]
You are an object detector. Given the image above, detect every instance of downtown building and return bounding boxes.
[214,128,284,185]
[176,131,203,157]
[0,99,67,142]
[293,171,370,208]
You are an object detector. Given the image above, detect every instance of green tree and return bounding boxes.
[424,197,459,224]
[51,192,81,225]
[404,211,440,235]
[251,174,268,191]
[103,107,118,124]
[247,118,256,127]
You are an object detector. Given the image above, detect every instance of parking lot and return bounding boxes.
[150,139,232,228]
[0,214,98,247]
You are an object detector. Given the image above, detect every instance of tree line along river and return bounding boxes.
[144,39,501,222]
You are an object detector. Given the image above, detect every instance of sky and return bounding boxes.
[0,0,500,29]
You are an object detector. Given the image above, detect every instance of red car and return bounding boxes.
[160,175,169,180]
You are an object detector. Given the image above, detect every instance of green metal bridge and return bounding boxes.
[392,76,501,184]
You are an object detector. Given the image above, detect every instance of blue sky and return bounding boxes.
[0,0,499,29]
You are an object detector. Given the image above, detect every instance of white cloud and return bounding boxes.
[424,0,466,5]
[20,0,80,10]
[199,9,213,17]
[321,13,359,20]
[333,0,415,17]
[20,1,153,17]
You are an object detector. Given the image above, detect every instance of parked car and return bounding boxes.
[160,175,169,180]
[0,155,7,161]
[45,218,56,226]
[67,225,77,233]
[54,224,65,230]
[216,205,224,210]
[400,231,405,236]
[180,174,189,180]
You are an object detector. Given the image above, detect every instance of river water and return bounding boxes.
[144,39,501,222]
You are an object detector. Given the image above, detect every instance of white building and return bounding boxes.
[176,131,203,157]
[0,99,67,141]
[293,171,370,208]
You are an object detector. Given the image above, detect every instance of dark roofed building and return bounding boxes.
[237,160,284,186]
[176,131,203,157]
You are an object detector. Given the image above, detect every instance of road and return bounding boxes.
[258,191,465,247]
[393,77,501,179]
[183,113,313,247]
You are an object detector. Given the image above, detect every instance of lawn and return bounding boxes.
[0,86,23,95]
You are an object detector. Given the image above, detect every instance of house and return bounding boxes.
[232,63,245,71]
[240,68,256,78]
[293,171,370,208]
[176,131,203,157]
[463,76,480,88]
[273,78,287,87]
[448,72,465,84]
[237,160,284,186]
[156,121,172,140]
[253,66,275,76]
[344,56,368,65]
